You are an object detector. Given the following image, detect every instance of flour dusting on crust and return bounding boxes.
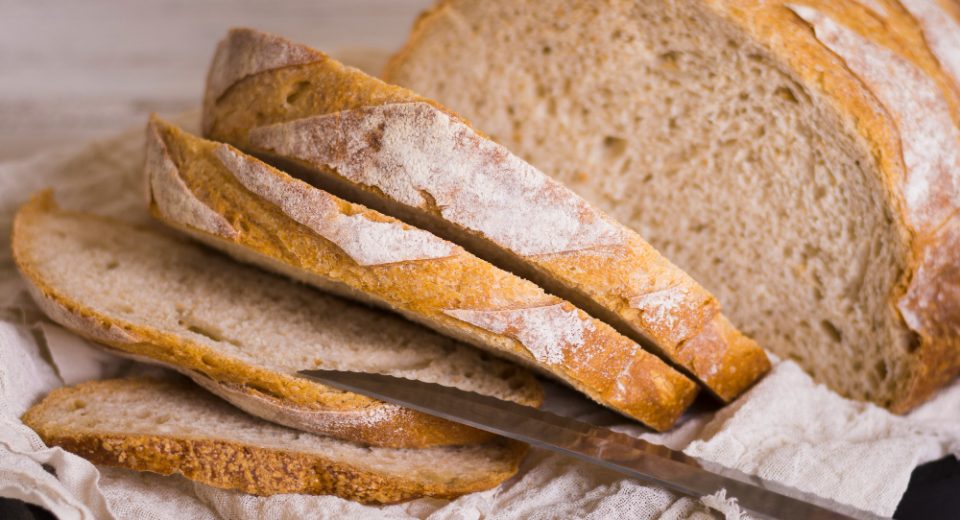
[629,286,693,340]
[207,28,325,100]
[443,304,594,366]
[789,5,960,231]
[249,102,625,256]
[900,0,960,87]
[214,145,457,266]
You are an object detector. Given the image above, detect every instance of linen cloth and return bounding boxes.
[1,114,957,520]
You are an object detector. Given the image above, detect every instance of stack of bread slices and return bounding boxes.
[16,27,773,502]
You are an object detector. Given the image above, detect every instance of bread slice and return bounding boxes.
[144,115,698,431]
[383,0,960,411]
[12,191,543,448]
[23,377,528,502]
[200,28,770,402]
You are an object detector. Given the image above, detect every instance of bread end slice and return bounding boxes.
[24,377,528,502]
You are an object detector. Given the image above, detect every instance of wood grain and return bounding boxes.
[0,0,432,160]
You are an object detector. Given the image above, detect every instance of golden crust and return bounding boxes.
[388,0,960,411]
[202,28,766,403]
[23,378,528,502]
[181,85,700,430]
[11,191,524,448]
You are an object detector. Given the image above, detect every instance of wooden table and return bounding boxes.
[0,0,432,161]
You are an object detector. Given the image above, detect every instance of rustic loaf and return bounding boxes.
[12,191,542,448]
[22,377,528,502]
[384,0,960,412]
[201,28,770,402]
[145,115,698,431]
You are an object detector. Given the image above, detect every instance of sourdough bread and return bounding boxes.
[201,28,770,402]
[23,377,528,502]
[385,0,960,411]
[12,191,542,448]
[145,116,698,431]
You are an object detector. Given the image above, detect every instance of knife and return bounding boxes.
[298,369,886,520]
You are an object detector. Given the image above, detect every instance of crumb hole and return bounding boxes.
[105,260,119,270]
[875,360,888,380]
[285,81,311,105]
[602,136,628,160]
[774,86,799,103]
[69,399,87,411]
[659,51,679,71]
[820,320,842,343]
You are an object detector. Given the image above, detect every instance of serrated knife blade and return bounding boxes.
[297,369,886,520]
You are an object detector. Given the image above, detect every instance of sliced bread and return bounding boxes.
[23,377,528,502]
[12,191,542,448]
[200,28,770,402]
[383,0,960,411]
[144,116,698,431]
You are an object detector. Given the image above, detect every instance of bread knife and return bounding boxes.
[298,369,886,520]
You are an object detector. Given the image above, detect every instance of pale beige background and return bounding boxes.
[0,0,433,161]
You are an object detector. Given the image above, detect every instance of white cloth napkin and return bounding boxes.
[0,116,957,520]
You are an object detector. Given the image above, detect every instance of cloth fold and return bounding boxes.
[0,115,957,520]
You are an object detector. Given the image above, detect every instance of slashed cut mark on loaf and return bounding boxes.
[789,4,960,231]
[206,28,326,101]
[22,377,529,502]
[248,102,626,257]
[444,303,596,366]
[145,122,238,240]
[849,0,889,16]
[214,144,457,266]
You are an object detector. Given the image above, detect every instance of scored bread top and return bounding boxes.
[201,28,770,401]
[23,377,528,502]
[145,116,699,431]
[12,190,542,448]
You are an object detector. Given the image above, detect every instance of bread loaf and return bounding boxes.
[23,377,528,502]
[12,191,542,448]
[385,0,960,411]
[201,28,770,402]
[145,116,699,431]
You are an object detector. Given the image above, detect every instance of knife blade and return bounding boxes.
[298,369,886,520]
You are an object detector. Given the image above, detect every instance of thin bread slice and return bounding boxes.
[23,377,528,502]
[145,116,698,431]
[201,28,770,401]
[12,191,542,448]
[381,0,960,411]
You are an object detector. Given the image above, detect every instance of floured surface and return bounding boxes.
[444,304,595,367]
[213,145,457,266]
[249,102,625,257]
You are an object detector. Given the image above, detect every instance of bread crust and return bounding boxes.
[201,28,769,402]
[702,0,960,411]
[23,378,528,502]
[11,192,527,447]
[147,115,698,431]
[386,0,960,411]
